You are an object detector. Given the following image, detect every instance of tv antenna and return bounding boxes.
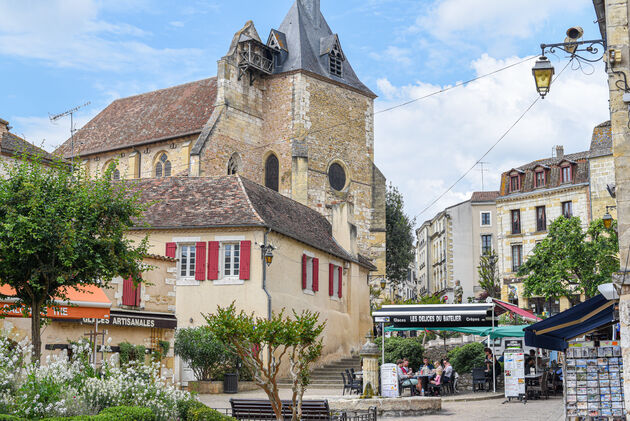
[477,161,490,191]
[49,101,90,172]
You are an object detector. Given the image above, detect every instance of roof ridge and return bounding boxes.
[235,175,266,225]
[111,77,217,103]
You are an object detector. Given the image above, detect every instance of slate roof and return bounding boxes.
[1,131,56,162]
[272,0,375,97]
[129,175,361,265]
[55,78,217,158]
[470,191,499,202]
[589,120,612,158]
[515,150,590,171]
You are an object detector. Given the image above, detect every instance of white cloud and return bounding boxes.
[0,0,202,72]
[373,54,609,222]
[11,111,97,153]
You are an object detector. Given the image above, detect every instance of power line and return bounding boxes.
[412,59,573,222]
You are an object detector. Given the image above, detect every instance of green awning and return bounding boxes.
[384,325,527,339]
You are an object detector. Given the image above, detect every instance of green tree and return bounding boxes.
[518,216,619,301]
[174,327,233,381]
[205,304,325,421]
[0,156,149,362]
[386,184,415,284]
[478,250,501,298]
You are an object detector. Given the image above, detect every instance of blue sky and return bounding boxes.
[0,0,611,219]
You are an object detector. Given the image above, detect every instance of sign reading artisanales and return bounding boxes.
[59,310,177,329]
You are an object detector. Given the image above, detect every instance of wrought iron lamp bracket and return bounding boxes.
[540,39,605,63]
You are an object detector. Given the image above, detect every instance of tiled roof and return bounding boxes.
[1,132,56,162]
[470,191,499,202]
[516,150,590,171]
[55,78,217,158]
[589,120,612,158]
[129,175,359,264]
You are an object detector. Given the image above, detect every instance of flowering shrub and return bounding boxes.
[0,336,191,420]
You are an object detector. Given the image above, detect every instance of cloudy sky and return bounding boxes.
[0,0,610,223]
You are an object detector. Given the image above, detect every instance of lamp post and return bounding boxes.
[603,206,617,230]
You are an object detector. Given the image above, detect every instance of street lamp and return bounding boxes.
[380,279,386,289]
[532,56,555,98]
[264,247,274,266]
[603,206,617,230]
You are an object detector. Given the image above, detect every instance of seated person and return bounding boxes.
[443,359,453,379]
[401,358,413,376]
[525,350,536,374]
[428,367,443,395]
[419,358,434,374]
[396,359,419,393]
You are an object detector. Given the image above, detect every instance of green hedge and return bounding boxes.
[177,399,207,421]
[1,406,157,421]
[447,342,486,374]
[378,336,425,370]
[188,408,235,421]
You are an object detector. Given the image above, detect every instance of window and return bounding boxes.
[529,297,560,316]
[329,263,342,298]
[112,168,121,181]
[333,266,340,296]
[302,255,319,293]
[156,153,171,178]
[329,40,344,77]
[264,154,279,191]
[509,175,521,192]
[481,234,492,255]
[122,277,141,307]
[562,201,573,218]
[480,212,491,226]
[511,244,523,272]
[511,209,521,234]
[306,257,313,291]
[179,245,196,278]
[222,243,240,278]
[561,165,572,183]
[227,153,241,175]
[328,162,347,191]
[536,206,546,232]
[535,170,546,188]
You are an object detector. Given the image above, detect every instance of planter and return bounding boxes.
[187,380,259,394]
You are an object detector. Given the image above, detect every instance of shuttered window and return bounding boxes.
[195,242,207,281]
[208,241,220,280]
[239,241,251,280]
[329,263,342,298]
[122,277,141,307]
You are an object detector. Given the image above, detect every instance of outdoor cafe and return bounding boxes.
[371,299,550,399]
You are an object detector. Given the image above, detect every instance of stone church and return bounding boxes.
[56,0,386,280]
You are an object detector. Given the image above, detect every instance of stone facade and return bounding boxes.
[415,192,498,302]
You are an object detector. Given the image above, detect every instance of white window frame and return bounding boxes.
[330,259,341,301]
[303,251,315,295]
[178,244,197,280]
[480,211,492,227]
[221,242,241,280]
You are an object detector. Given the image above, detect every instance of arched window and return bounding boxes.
[227,153,241,175]
[104,161,120,181]
[328,162,347,191]
[264,154,279,191]
[155,153,171,178]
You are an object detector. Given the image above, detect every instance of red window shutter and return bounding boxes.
[338,266,343,298]
[240,241,251,280]
[329,264,334,296]
[195,242,207,281]
[208,241,220,280]
[165,242,177,258]
[302,254,308,289]
[134,280,141,306]
[122,277,135,306]
[312,258,319,292]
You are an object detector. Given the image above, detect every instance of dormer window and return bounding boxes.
[329,40,344,77]
[561,164,572,183]
[534,166,548,188]
[509,173,521,192]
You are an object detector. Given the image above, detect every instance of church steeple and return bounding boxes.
[268,0,374,97]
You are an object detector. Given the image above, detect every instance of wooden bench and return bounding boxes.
[229,399,333,420]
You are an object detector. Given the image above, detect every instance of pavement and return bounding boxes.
[198,387,564,420]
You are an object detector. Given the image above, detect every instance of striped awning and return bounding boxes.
[524,294,616,351]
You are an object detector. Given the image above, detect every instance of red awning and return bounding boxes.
[0,284,111,320]
[493,298,541,323]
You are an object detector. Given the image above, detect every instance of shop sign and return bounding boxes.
[389,312,491,328]
[60,310,176,329]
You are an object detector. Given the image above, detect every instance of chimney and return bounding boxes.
[0,118,9,136]
[555,145,564,159]
[300,0,321,27]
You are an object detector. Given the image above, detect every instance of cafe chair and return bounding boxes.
[471,368,486,392]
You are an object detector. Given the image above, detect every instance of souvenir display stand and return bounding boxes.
[564,341,625,420]
[380,363,399,398]
[503,347,526,403]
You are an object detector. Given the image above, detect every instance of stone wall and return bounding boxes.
[589,154,617,219]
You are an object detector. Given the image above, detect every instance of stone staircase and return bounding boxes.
[277,355,361,389]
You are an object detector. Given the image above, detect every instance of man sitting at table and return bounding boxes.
[396,359,419,394]
[402,358,413,376]
[419,358,434,373]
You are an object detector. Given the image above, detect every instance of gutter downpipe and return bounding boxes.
[262,228,272,320]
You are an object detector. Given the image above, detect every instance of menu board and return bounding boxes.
[380,363,399,398]
[504,351,526,398]
[565,343,625,419]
